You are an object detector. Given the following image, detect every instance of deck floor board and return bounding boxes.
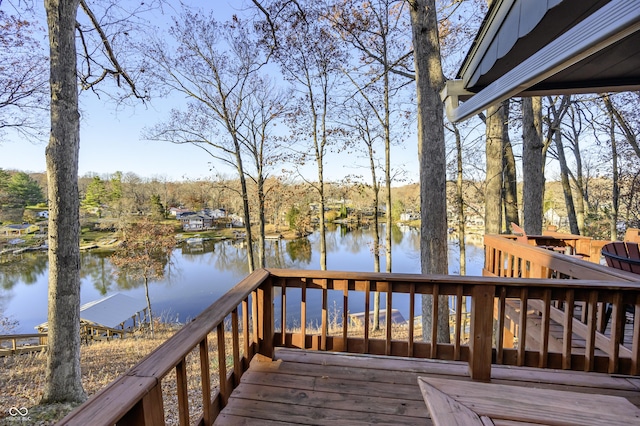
[214,348,640,425]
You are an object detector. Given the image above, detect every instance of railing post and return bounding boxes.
[469,284,495,381]
[117,383,165,426]
[257,279,274,359]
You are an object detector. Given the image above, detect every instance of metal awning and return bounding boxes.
[442,0,640,122]
[36,293,146,331]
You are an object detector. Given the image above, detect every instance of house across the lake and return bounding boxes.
[179,213,213,231]
[1,224,39,236]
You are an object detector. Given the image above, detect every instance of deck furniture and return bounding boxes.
[602,241,640,274]
[510,222,575,254]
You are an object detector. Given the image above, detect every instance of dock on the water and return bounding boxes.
[36,293,148,342]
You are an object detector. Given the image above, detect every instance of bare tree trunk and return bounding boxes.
[385,75,393,276]
[611,120,619,240]
[410,0,449,343]
[318,165,327,271]
[453,123,466,275]
[257,175,266,268]
[502,100,518,228]
[144,277,154,336]
[236,151,255,273]
[522,97,544,234]
[42,0,86,404]
[485,103,504,234]
[603,94,621,240]
[369,144,381,331]
[555,127,579,234]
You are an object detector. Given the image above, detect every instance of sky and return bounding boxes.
[0,1,422,184]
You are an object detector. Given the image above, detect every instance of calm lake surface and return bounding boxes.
[1,224,485,333]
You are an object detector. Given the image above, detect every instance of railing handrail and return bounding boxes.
[0,333,47,340]
[484,234,640,282]
[267,267,640,290]
[59,268,271,425]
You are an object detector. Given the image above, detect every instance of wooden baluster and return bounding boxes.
[321,279,328,351]
[301,281,307,350]
[609,292,624,374]
[493,249,500,276]
[517,288,528,367]
[562,290,574,370]
[251,291,259,353]
[232,308,242,384]
[584,290,598,372]
[597,302,606,333]
[281,278,287,346]
[217,323,228,406]
[431,285,439,359]
[484,246,492,273]
[242,298,250,361]
[539,289,551,368]
[200,338,212,426]
[454,285,463,361]
[386,282,392,356]
[496,287,506,365]
[343,280,350,352]
[409,283,415,358]
[176,359,189,426]
[632,294,640,375]
[364,281,370,354]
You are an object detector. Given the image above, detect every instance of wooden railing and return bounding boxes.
[61,264,640,425]
[0,333,47,356]
[483,234,638,281]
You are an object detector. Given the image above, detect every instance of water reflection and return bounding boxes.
[0,225,485,332]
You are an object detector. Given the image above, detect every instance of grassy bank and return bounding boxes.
[0,325,178,425]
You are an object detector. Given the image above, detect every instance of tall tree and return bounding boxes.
[329,0,413,276]
[240,77,290,267]
[409,0,449,342]
[484,103,505,234]
[562,99,586,234]
[7,171,45,207]
[262,1,346,270]
[43,0,150,403]
[522,96,544,234]
[144,12,267,272]
[548,95,579,234]
[42,0,85,403]
[502,100,518,228]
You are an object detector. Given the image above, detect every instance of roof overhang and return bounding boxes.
[443,0,640,122]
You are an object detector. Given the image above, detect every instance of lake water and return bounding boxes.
[1,224,485,333]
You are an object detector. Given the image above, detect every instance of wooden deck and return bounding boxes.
[60,245,640,425]
[215,348,640,425]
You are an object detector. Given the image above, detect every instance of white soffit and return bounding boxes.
[444,0,640,123]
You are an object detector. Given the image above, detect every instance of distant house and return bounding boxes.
[170,207,194,218]
[179,214,213,231]
[210,208,226,219]
[229,214,244,227]
[1,224,40,236]
[400,212,419,222]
